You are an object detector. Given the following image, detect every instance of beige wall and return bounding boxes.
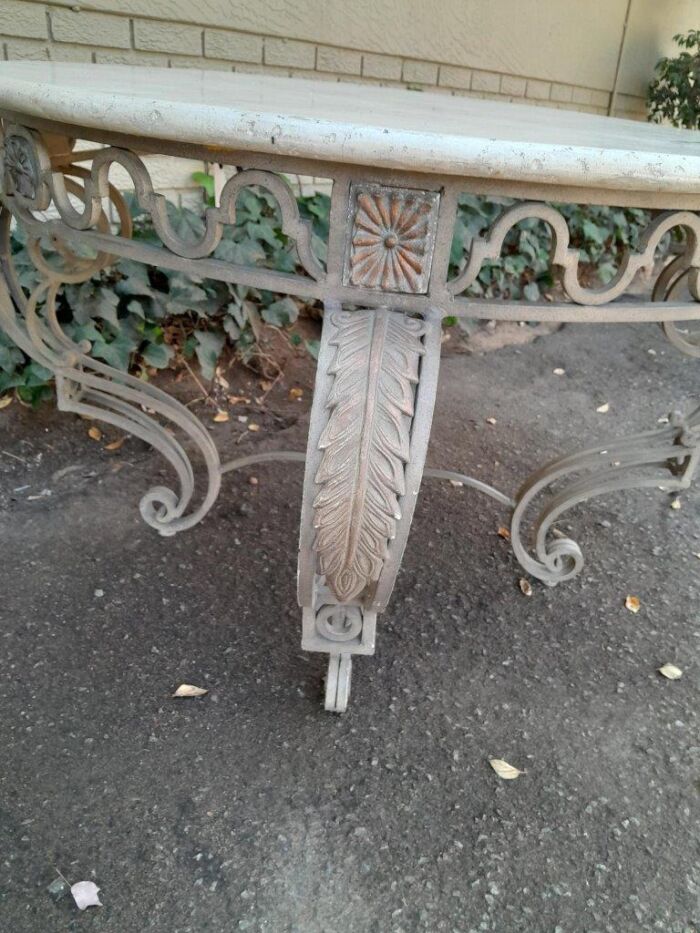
[1,0,696,199]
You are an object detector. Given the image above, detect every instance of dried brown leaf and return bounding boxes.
[213,410,229,423]
[71,881,102,911]
[214,368,230,390]
[658,663,682,680]
[625,595,641,613]
[88,426,102,442]
[289,387,304,400]
[488,758,523,780]
[172,683,208,698]
[104,437,126,452]
[497,526,511,540]
[519,577,533,597]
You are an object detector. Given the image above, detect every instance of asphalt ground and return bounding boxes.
[1,321,698,932]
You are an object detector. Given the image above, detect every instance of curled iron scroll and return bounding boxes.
[448,201,700,307]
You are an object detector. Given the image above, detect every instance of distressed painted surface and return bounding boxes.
[1,63,698,194]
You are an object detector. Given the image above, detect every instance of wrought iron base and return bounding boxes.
[1,121,699,712]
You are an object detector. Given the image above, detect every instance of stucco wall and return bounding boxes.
[1,0,696,200]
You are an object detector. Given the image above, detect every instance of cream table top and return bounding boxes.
[1,62,699,196]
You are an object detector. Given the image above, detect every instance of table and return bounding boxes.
[1,63,699,711]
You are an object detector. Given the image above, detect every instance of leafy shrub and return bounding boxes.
[0,178,654,405]
[647,29,700,129]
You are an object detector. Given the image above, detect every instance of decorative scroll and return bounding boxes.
[653,251,700,357]
[344,184,440,294]
[0,201,221,536]
[448,201,700,307]
[510,408,700,586]
[1,124,323,280]
[312,308,426,602]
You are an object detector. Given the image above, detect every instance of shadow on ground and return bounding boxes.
[0,322,698,932]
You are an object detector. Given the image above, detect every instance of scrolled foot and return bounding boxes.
[325,653,352,713]
[510,405,700,586]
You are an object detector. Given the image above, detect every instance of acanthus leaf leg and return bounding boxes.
[297,303,442,711]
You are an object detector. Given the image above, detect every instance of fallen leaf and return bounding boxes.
[172,683,208,698]
[88,426,102,441]
[214,368,230,390]
[485,417,497,425]
[71,881,102,911]
[489,758,523,780]
[260,380,273,392]
[248,423,260,432]
[670,498,681,510]
[289,387,304,399]
[519,577,533,597]
[227,395,250,405]
[213,410,229,423]
[552,368,565,376]
[497,526,511,540]
[0,395,12,410]
[658,663,682,680]
[596,403,610,413]
[625,595,641,613]
[104,437,126,452]
[27,489,51,501]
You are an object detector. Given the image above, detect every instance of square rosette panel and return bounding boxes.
[343,184,440,294]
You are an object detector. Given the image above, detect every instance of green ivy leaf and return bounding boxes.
[194,330,225,380]
[91,334,135,371]
[262,297,299,326]
[142,342,174,369]
[304,339,320,360]
[523,281,540,302]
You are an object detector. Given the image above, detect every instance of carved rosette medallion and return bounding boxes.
[3,135,39,199]
[312,308,426,602]
[1,126,51,210]
[344,184,440,294]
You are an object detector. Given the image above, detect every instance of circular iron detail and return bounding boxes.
[315,604,363,643]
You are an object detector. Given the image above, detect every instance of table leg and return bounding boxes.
[297,304,442,711]
[507,406,700,586]
[506,254,700,586]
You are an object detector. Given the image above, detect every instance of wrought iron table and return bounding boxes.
[1,63,699,711]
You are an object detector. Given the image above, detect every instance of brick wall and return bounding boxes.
[0,2,649,200]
